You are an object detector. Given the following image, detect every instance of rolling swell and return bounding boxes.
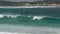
[0,7,59,27]
[0,8,60,17]
[0,15,59,27]
[0,7,59,34]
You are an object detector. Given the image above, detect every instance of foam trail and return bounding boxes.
[0,24,60,34]
[0,32,31,34]
[0,32,17,34]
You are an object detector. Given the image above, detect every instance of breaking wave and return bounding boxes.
[0,6,60,34]
[0,14,59,20]
[0,14,59,27]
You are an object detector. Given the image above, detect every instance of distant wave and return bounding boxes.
[0,7,59,17]
[0,6,58,8]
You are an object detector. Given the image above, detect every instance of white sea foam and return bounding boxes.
[32,16,60,20]
[0,24,60,34]
[5,15,21,18]
[0,6,58,8]
[32,16,46,20]
[0,32,31,34]
[0,14,32,18]
[0,15,4,18]
[0,14,21,18]
[0,32,17,34]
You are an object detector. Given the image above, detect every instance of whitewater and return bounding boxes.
[0,14,58,20]
[0,14,59,34]
[0,24,60,34]
[0,6,59,34]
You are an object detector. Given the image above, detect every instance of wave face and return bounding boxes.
[0,8,59,27]
[0,8,60,34]
[0,15,59,27]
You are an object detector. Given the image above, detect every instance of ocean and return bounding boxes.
[0,7,60,34]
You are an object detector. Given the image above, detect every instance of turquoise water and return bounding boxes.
[0,16,59,27]
[0,8,60,16]
[0,8,60,27]
[0,8,60,34]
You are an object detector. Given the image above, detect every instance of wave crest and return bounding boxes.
[0,14,59,20]
[32,16,46,20]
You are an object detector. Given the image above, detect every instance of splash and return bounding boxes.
[32,16,46,20]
